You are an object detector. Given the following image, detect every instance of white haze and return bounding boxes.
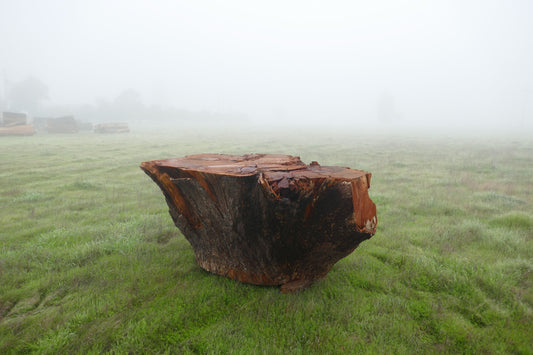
[1,0,532,130]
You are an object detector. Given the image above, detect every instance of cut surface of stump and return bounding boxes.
[140,153,377,293]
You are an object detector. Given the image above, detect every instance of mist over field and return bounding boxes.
[1,2,533,353]
[1,0,532,133]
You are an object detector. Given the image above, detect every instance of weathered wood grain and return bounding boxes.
[141,154,377,293]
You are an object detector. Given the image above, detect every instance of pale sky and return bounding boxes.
[1,0,532,126]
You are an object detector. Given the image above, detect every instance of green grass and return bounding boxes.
[0,129,532,354]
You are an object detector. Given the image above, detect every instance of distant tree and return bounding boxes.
[113,89,144,121]
[7,76,49,114]
[377,90,395,123]
[114,89,143,110]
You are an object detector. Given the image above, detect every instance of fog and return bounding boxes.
[1,0,532,131]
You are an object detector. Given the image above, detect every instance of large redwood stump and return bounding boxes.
[140,154,377,293]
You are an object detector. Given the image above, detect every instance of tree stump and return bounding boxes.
[140,154,377,293]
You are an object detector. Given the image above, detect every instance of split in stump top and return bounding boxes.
[143,153,369,181]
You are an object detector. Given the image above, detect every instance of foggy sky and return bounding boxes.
[1,0,532,127]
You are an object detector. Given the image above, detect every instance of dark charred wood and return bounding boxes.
[140,154,377,293]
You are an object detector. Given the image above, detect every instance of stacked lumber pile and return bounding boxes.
[47,116,79,133]
[32,117,49,132]
[77,121,93,131]
[2,112,27,126]
[94,123,129,134]
[0,112,35,136]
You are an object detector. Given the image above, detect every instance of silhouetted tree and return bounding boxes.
[113,89,144,121]
[377,90,395,122]
[8,76,49,114]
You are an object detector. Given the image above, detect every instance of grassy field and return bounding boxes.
[0,128,532,354]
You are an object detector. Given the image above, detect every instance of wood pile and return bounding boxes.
[94,123,129,134]
[0,112,35,136]
[2,112,27,126]
[32,117,49,132]
[0,124,35,136]
[46,116,79,133]
[77,121,93,131]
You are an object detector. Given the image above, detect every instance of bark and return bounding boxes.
[141,154,377,293]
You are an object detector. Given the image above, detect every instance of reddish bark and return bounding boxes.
[141,154,377,293]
